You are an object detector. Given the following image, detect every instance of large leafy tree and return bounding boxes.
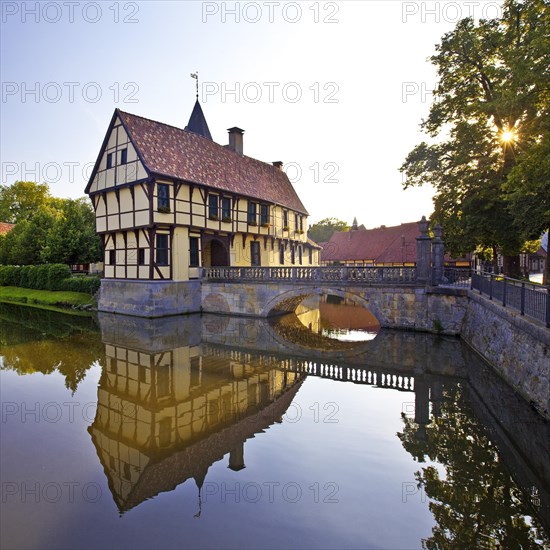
[506,127,550,283]
[41,198,102,265]
[400,0,549,277]
[0,181,52,224]
[0,181,102,266]
[0,210,58,265]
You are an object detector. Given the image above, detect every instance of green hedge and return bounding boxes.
[0,264,100,295]
[58,276,101,294]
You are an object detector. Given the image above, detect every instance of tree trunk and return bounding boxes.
[544,226,550,286]
[492,245,499,273]
[502,254,521,278]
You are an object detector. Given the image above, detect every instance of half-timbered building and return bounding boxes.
[86,100,319,315]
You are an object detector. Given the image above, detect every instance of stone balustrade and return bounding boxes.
[201,266,417,285]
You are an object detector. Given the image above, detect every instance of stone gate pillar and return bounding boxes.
[431,223,445,286]
[416,216,431,284]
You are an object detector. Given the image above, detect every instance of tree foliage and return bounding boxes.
[400,0,550,276]
[0,210,57,265]
[0,181,52,224]
[0,181,102,266]
[0,303,103,393]
[308,217,350,243]
[41,198,102,264]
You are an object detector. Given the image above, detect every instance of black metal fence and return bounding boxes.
[440,267,472,288]
[471,271,550,327]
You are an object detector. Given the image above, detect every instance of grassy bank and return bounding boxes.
[0,286,96,315]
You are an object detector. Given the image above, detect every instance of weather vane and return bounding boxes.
[190,71,199,99]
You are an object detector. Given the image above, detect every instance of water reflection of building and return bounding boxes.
[89,332,304,513]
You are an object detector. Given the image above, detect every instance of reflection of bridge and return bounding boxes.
[203,343,420,391]
[201,313,468,375]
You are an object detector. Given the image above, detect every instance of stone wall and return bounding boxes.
[462,291,550,420]
[98,279,201,318]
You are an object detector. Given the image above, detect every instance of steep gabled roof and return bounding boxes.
[321,222,419,263]
[88,109,308,214]
[184,99,212,140]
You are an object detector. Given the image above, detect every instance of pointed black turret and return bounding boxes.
[185,99,213,141]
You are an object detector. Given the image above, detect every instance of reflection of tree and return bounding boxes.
[1,334,104,393]
[397,383,549,549]
[0,304,103,392]
[0,302,99,341]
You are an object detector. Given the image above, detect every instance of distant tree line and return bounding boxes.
[0,181,102,266]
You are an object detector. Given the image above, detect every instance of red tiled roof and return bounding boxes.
[0,222,15,236]
[117,110,308,214]
[321,222,420,264]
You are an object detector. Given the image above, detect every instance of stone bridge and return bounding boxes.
[201,266,468,334]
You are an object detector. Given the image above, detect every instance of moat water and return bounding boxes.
[0,300,549,549]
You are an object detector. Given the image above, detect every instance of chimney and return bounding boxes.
[272,161,283,170]
[227,127,244,155]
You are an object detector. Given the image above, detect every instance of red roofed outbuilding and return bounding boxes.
[320,221,470,267]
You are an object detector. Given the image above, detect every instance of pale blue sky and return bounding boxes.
[1,1,503,227]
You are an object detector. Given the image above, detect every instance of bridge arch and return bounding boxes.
[260,286,381,322]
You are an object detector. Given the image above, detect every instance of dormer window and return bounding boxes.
[106,153,114,169]
[120,148,127,165]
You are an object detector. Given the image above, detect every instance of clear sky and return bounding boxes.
[0,0,505,228]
